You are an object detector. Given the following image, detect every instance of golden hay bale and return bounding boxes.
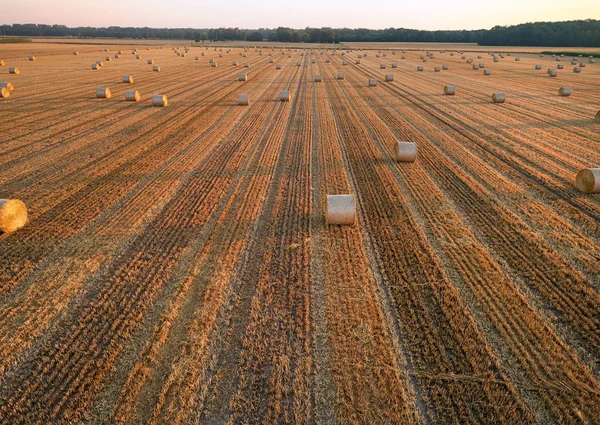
[337,72,345,79]
[91,63,99,70]
[580,63,586,67]
[515,57,520,61]
[555,57,560,61]
[395,141,417,162]
[369,78,377,86]
[557,64,564,69]
[326,58,331,63]
[238,94,249,105]
[125,90,140,102]
[380,63,386,69]
[269,58,274,63]
[96,60,104,66]
[417,66,424,71]
[401,55,406,59]
[434,66,441,72]
[595,111,600,122]
[153,65,160,72]
[472,65,479,70]
[279,90,291,101]
[574,67,581,73]
[575,168,600,193]
[484,69,491,75]
[136,54,142,59]
[105,56,112,61]
[315,74,322,82]
[0,82,14,91]
[591,59,596,63]
[152,94,168,107]
[0,199,28,233]
[29,56,36,61]
[238,73,247,81]
[535,64,542,69]
[73,51,79,55]
[118,50,122,54]
[444,85,456,95]
[96,88,111,98]
[9,67,19,74]
[122,75,134,83]
[326,194,355,225]
[0,87,9,98]
[244,62,250,67]
[355,59,361,64]
[493,56,499,62]
[558,86,572,96]
[492,92,505,103]
[479,63,485,68]
[462,55,466,59]
[549,70,558,77]
[477,55,482,59]
[442,64,449,70]
[392,62,398,68]
[147,59,154,64]
[385,74,394,82]
[104,48,109,52]
[114,53,120,58]
[276,64,282,69]
[467,58,473,63]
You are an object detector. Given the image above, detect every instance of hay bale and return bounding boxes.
[0,87,9,98]
[232,61,238,66]
[442,64,449,70]
[315,74,322,82]
[125,90,140,102]
[238,73,247,81]
[391,62,398,68]
[479,63,485,68]
[369,78,377,86]
[395,141,417,162]
[29,56,36,61]
[122,75,134,83]
[147,59,154,64]
[434,66,441,72]
[574,67,581,73]
[136,55,142,59]
[549,70,558,77]
[467,58,473,63]
[401,55,406,59]
[417,66,424,71]
[557,64,564,69]
[472,65,479,70]
[326,58,331,63]
[556,57,560,61]
[558,87,572,96]
[8,67,19,74]
[96,88,111,98]
[591,59,596,63]
[462,55,466,59]
[380,64,386,69]
[337,72,345,79]
[153,65,160,72]
[238,94,249,105]
[493,56,499,62]
[547,68,555,74]
[326,194,355,225]
[355,59,361,64]
[595,111,600,122]
[492,92,505,103]
[73,51,79,56]
[444,85,456,95]
[296,61,302,66]
[276,64,282,69]
[385,74,393,82]
[484,69,491,75]
[114,54,120,58]
[515,57,520,61]
[575,168,600,193]
[477,55,482,59]
[211,62,217,67]
[580,63,586,67]
[0,82,14,91]
[0,199,28,233]
[118,50,122,54]
[535,64,542,69]
[91,63,99,70]
[106,56,112,61]
[152,94,168,107]
[244,62,250,67]
[279,90,291,101]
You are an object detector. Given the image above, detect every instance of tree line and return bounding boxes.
[0,20,598,47]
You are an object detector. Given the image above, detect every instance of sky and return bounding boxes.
[2,0,599,30]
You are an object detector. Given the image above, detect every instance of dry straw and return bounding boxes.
[96,88,111,98]
[575,168,600,193]
[0,199,28,233]
[492,92,505,103]
[152,94,168,107]
[444,85,456,95]
[395,141,417,162]
[326,194,355,225]
[125,90,140,102]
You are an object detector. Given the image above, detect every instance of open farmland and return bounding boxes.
[0,41,599,424]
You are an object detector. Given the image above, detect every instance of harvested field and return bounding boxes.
[0,41,599,425]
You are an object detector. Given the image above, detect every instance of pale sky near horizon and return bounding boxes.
[2,0,599,30]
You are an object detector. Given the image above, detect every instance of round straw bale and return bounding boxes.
[558,87,572,96]
[484,69,491,75]
[444,85,456,95]
[0,199,28,233]
[492,92,505,103]
[380,63,386,69]
[315,74,322,82]
[462,55,466,59]
[238,94,249,106]
[296,61,301,66]
[573,67,581,73]
[547,68,555,74]
[91,63,99,70]
[493,56,499,62]
[355,59,361,64]
[417,66,424,71]
[395,141,417,162]
[279,90,291,101]
[269,58,274,63]
[0,82,14,91]
[595,111,600,122]
[549,70,558,77]
[326,194,355,225]
[338,72,345,79]
[152,94,168,107]
[238,73,247,81]
[575,168,600,193]
[467,58,473,63]
[326,58,331,63]
[591,59,596,63]
[122,75,133,83]
[0,87,9,98]
[29,56,36,61]
[106,56,112,61]
[73,51,79,55]
[535,64,542,69]
[244,62,250,67]
[580,63,586,67]
[401,55,406,59]
[125,90,140,102]
[479,63,485,68]
[557,64,564,69]
[153,65,160,72]
[136,55,142,59]
[555,57,560,61]
[114,53,120,58]
[442,64,449,70]
[434,66,441,72]
[369,78,377,86]
[147,59,154,64]
[477,55,482,59]
[472,65,479,70]
[515,57,520,61]
[385,74,394,82]
[96,88,111,98]
[8,67,19,74]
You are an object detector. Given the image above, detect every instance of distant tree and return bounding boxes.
[247,31,263,41]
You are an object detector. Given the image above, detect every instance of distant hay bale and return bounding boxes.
[575,168,600,193]
[591,59,596,63]
[122,75,134,83]
[547,68,555,74]
[244,62,250,67]
[29,56,36,61]
[477,55,482,59]
[114,54,120,58]
[472,65,479,70]
[326,194,355,225]
[479,63,485,68]
[444,85,456,95]
[1,82,14,91]
[492,92,505,103]
[484,69,491,75]
[279,90,291,101]
[392,63,398,68]
[442,64,449,70]
[238,73,247,81]
[0,60,4,66]
[315,74,322,82]
[326,58,331,63]
[153,65,160,72]
[515,57,520,61]
[136,55,142,59]
[105,56,112,61]
[118,50,122,54]
[96,60,104,66]
[73,51,79,55]
[147,59,154,64]
[276,64,282,69]
[385,74,393,82]
[232,61,238,66]
[401,55,406,59]
[238,94,249,105]
[535,64,542,69]
[337,72,345,79]
[555,57,560,61]
[104,48,109,52]
[91,63,99,70]
[296,61,302,66]
[467,58,473,63]
[580,63,586,67]
[152,94,168,107]
[8,67,19,74]
[434,66,441,72]
[557,64,564,69]
[369,78,377,86]
[574,67,581,73]
[595,111,600,122]
[195,56,199,60]
[211,62,217,67]
[0,87,9,98]
[549,70,558,77]
[355,59,361,64]
[125,90,140,102]
[417,66,424,71]
[395,141,417,162]
[96,88,111,98]
[269,58,274,63]
[558,86,572,96]
[462,55,466,59]
[540,54,544,57]
[0,199,28,233]
[380,64,386,69]
[493,56,499,62]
